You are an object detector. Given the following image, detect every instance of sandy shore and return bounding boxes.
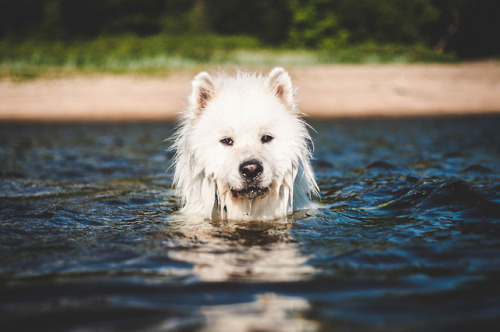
[1,62,499,121]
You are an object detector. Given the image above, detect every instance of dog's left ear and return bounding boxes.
[265,67,295,109]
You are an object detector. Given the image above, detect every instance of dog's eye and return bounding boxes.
[220,137,233,146]
[261,135,274,144]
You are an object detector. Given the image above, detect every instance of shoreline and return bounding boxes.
[1,62,499,121]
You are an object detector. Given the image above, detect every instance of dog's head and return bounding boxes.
[183,68,310,201]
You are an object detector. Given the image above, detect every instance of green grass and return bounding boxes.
[0,35,457,80]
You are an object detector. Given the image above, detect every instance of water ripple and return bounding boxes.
[1,117,499,331]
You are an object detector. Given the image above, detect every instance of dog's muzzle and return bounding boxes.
[231,159,268,198]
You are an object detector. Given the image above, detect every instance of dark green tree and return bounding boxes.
[203,0,292,44]
[432,0,500,57]
[288,0,349,48]
[334,0,440,44]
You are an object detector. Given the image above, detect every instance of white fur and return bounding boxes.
[172,67,318,220]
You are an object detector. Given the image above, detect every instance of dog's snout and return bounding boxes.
[240,160,263,180]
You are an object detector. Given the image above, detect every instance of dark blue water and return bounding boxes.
[1,116,499,331]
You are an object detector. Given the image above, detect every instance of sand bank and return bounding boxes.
[1,62,499,121]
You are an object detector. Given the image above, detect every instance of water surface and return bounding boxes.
[1,116,499,331]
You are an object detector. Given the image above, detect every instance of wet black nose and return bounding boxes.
[239,160,263,180]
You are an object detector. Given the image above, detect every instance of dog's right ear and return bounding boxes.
[189,72,215,118]
[265,67,295,110]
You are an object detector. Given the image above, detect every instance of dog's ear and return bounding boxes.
[265,67,295,109]
[189,72,215,117]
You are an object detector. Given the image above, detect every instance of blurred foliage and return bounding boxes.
[202,0,292,44]
[0,34,261,78]
[0,36,457,80]
[288,0,349,49]
[0,0,498,77]
[333,0,440,44]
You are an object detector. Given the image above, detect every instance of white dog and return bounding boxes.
[172,67,318,220]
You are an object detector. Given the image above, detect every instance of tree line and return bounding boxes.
[1,0,498,57]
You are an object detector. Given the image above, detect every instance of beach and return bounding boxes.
[1,61,499,121]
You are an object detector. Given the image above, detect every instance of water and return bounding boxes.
[1,116,499,332]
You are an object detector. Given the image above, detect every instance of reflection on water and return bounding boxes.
[1,117,500,331]
[164,217,318,331]
[168,216,314,282]
[201,293,316,332]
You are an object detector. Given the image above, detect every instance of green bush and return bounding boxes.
[0,35,456,79]
[0,34,261,77]
[318,43,457,64]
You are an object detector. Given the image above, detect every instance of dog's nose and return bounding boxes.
[240,160,263,180]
